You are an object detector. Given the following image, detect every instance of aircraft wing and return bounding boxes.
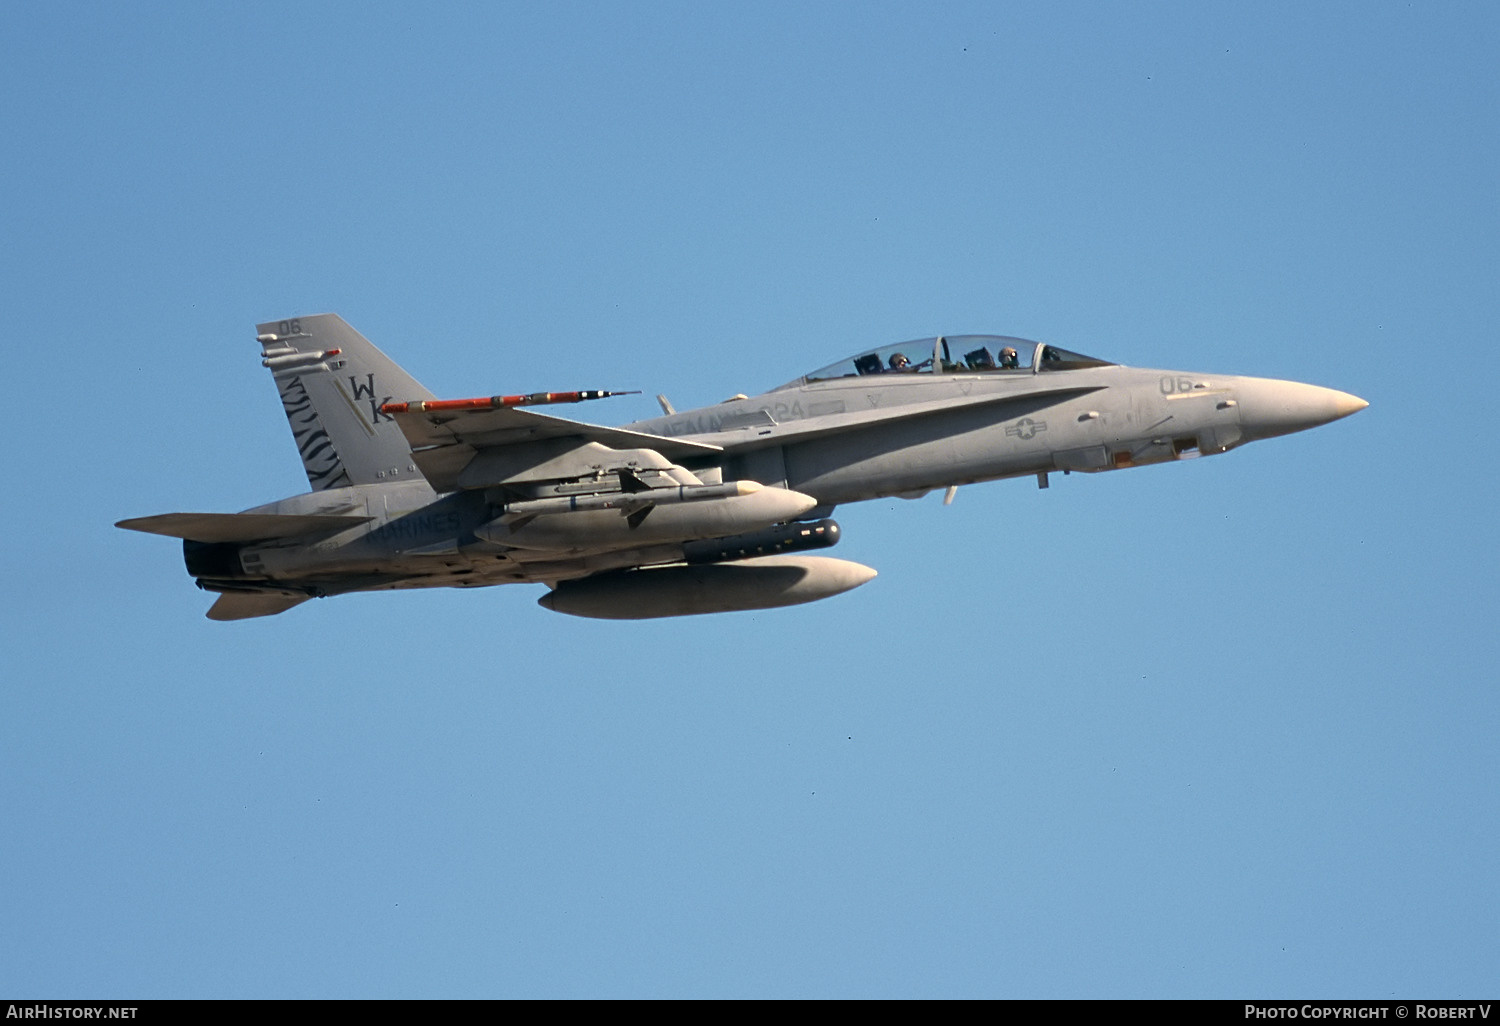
[115,512,372,543]
[383,402,722,493]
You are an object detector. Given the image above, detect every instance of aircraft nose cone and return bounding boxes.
[1235,378,1369,441]
[1330,390,1371,419]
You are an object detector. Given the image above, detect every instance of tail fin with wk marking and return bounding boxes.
[256,314,435,491]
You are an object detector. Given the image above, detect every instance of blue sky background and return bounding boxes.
[2,1,1496,999]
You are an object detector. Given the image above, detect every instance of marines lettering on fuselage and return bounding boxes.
[367,510,464,546]
[661,406,776,436]
[657,398,847,436]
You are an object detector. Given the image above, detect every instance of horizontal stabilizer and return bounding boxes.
[115,512,371,544]
[206,591,311,621]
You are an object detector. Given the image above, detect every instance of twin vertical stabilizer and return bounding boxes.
[256,314,435,491]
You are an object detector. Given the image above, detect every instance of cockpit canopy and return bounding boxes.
[778,335,1114,389]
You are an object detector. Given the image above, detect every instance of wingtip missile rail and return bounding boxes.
[381,390,640,415]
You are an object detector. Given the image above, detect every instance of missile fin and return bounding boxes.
[618,468,652,493]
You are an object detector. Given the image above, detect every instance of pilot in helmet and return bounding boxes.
[998,346,1019,369]
[888,352,911,371]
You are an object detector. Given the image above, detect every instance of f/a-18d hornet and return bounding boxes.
[118,315,1367,620]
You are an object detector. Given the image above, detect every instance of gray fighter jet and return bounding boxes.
[118,315,1367,620]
